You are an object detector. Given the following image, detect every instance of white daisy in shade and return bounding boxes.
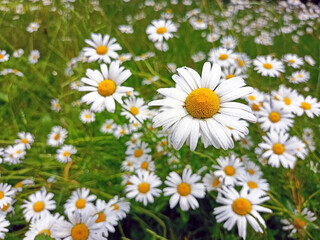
[24,213,64,240]
[55,145,77,163]
[258,130,297,169]
[202,172,222,191]
[106,196,130,221]
[243,161,262,178]
[212,154,245,186]
[79,62,133,113]
[0,199,15,216]
[113,124,130,139]
[0,183,15,209]
[64,188,96,215]
[233,53,251,71]
[221,36,237,49]
[29,50,40,64]
[125,170,162,206]
[149,62,256,151]
[21,189,56,222]
[295,95,320,118]
[239,173,269,194]
[146,19,177,42]
[163,168,205,211]
[15,132,34,149]
[82,33,121,63]
[282,54,304,68]
[257,100,294,132]
[213,186,272,240]
[291,136,308,160]
[208,47,236,67]
[51,210,106,240]
[121,97,150,123]
[47,126,68,147]
[253,55,284,77]
[0,215,9,239]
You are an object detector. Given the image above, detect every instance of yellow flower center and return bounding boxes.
[130,106,139,115]
[97,80,116,97]
[238,60,245,67]
[63,151,70,157]
[185,88,220,119]
[95,212,106,223]
[141,161,149,170]
[232,198,252,216]
[0,191,4,200]
[298,74,303,78]
[284,97,291,105]
[120,129,125,135]
[54,134,60,140]
[105,124,111,129]
[156,27,167,34]
[112,204,119,210]
[177,182,191,196]
[33,201,45,212]
[224,166,235,176]
[96,45,108,55]
[0,54,4,59]
[248,181,258,189]
[71,223,89,240]
[75,199,86,209]
[273,143,285,155]
[248,95,255,101]
[85,114,90,119]
[38,229,51,236]
[219,54,228,60]
[16,150,21,154]
[1,203,10,211]
[134,149,143,158]
[289,59,295,63]
[293,218,306,229]
[269,112,281,123]
[248,169,255,175]
[138,182,150,194]
[252,103,260,111]
[263,63,273,69]
[21,138,28,144]
[15,182,23,188]
[161,140,168,146]
[301,102,311,110]
[226,74,235,80]
[212,178,220,187]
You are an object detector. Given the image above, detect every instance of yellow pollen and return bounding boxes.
[127,161,133,166]
[269,112,281,123]
[106,124,111,129]
[177,182,191,196]
[54,134,60,140]
[0,55,4,59]
[1,203,10,211]
[141,161,149,170]
[85,114,90,119]
[16,150,21,154]
[97,80,116,97]
[71,223,89,240]
[63,151,70,157]
[134,149,143,158]
[248,95,256,101]
[21,138,28,144]
[112,204,119,210]
[219,54,228,60]
[212,178,220,187]
[185,88,220,119]
[298,74,302,78]
[130,106,139,115]
[248,169,255,175]
[284,97,291,105]
[156,27,167,34]
[75,199,86,209]
[38,229,51,236]
[161,140,168,146]
[301,102,311,110]
[119,56,125,61]
[120,129,125,135]
[263,63,273,69]
[138,182,150,193]
[197,19,202,23]
[226,74,235,80]
[248,181,258,189]
[289,59,295,63]
[0,191,4,199]
[273,143,285,155]
[33,201,45,212]
[293,218,306,229]
[224,166,235,176]
[15,182,23,188]
[238,60,245,67]
[96,45,108,55]
[166,8,172,13]
[95,212,106,223]
[252,103,260,111]
[232,198,252,216]
[132,139,137,144]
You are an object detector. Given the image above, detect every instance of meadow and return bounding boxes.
[0,0,319,239]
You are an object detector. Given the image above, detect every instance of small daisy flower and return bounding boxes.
[0,215,9,239]
[163,168,205,211]
[192,52,205,62]
[65,188,96,215]
[117,53,132,63]
[146,19,177,42]
[79,62,133,113]
[239,173,269,194]
[14,179,35,192]
[13,49,24,58]
[233,53,251,70]
[135,157,156,172]
[155,42,169,52]
[118,25,134,34]
[21,189,56,222]
[271,85,300,113]
[3,144,26,164]
[142,76,159,85]
[282,54,304,68]
[295,95,320,118]
[214,186,272,239]
[190,17,207,30]
[0,50,9,62]
[51,99,61,112]
[253,56,284,77]
[121,158,136,172]
[304,55,315,66]
[134,52,155,61]
[106,196,130,221]
[291,136,308,160]
[221,66,247,81]
[125,170,162,206]
[239,136,254,150]
[100,119,116,134]
[0,199,15,216]
[27,22,40,32]
[206,32,220,42]
[83,33,122,63]
[0,183,15,209]
[288,70,310,83]
[29,50,40,64]
[208,47,236,67]
[212,154,246,186]
[47,126,68,147]
[80,109,95,123]
[113,124,130,139]
[243,161,262,177]
[203,172,222,191]
[221,36,237,49]
[121,97,150,123]
[56,145,77,163]
[15,132,34,149]
[125,142,151,162]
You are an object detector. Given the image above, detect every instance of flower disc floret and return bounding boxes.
[232,198,252,216]
[97,80,116,96]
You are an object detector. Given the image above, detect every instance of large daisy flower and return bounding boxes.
[253,56,284,77]
[82,33,122,63]
[149,62,256,151]
[79,62,133,113]
[146,19,178,42]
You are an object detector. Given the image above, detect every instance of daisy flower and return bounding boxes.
[233,53,251,70]
[13,49,24,58]
[295,95,320,118]
[79,62,133,113]
[221,36,237,49]
[271,85,300,113]
[149,62,256,151]
[203,172,222,191]
[0,215,9,239]
[288,70,310,83]
[206,32,220,42]
[142,76,159,85]
[3,144,26,164]
[0,50,9,62]
[80,109,95,123]
[21,189,56,222]
[135,157,156,172]
[125,142,151,162]
[221,66,247,81]
[106,196,130,221]
[243,161,262,177]
[100,119,116,134]
[51,210,106,240]
[113,124,130,139]
[163,168,205,211]
[291,136,308,160]
[118,25,133,34]
[192,52,205,62]
[51,99,61,112]
[117,53,132,63]
[82,33,121,63]
[239,136,254,150]
[47,126,68,147]
[212,155,245,186]
[208,47,236,67]
[239,173,269,194]
[304,55,315,66]
[14,132,34,149]
[126,133,143,146]
[146,19,177,42]
[121,97,150,123]
[213,186,272,239]
[253,56,284,77]
[258,130,297,168]
[125,170,162,206]
[121,158,136,172]
[0,183,15,209]
[282,54,304,68]
[56,145,77,163]
[64,188,96,215]
[257,101,294,132]
[27,22,40,32]
[29,50,40,64]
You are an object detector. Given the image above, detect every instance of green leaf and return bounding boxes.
[35,234,55,240]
